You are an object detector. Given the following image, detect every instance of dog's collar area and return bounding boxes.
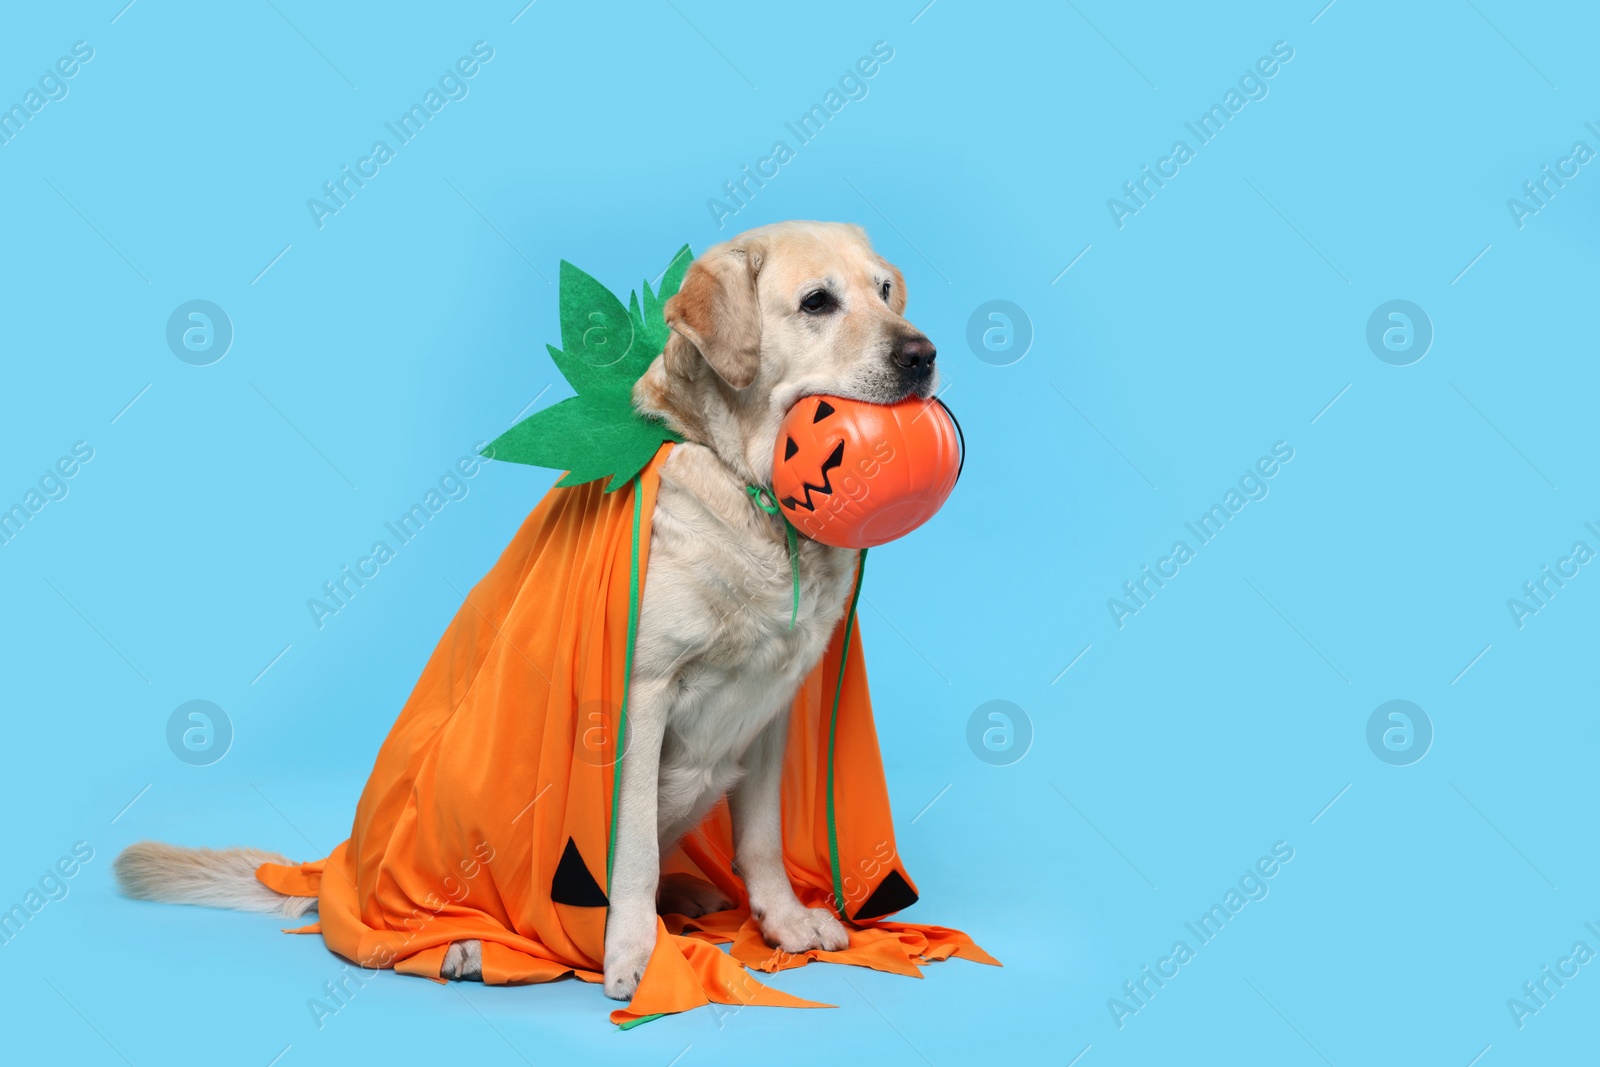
[745,485,801,631]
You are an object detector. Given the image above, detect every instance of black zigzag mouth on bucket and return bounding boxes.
[781,441,845,513]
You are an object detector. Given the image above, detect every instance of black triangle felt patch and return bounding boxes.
[852,868,918,921]
[551,836,608,907]
[813,399,835,422]
[784,436,798,459]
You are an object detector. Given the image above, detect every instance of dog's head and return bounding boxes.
[638,221,937,485]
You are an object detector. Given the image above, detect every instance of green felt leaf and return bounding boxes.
[635,244,692,361]
[556,260,648,389]
[627,289,644,341]
[546,343,624,400]
[485,393,675,492]
[486,245,692,491]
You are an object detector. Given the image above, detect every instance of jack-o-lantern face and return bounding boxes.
[772,394,961,549]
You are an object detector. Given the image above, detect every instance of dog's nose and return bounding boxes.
[893,335,937,372]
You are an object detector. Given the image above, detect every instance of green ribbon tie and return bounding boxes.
[746,484,800,631]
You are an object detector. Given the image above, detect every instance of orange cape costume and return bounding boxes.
[257,445,995,1026]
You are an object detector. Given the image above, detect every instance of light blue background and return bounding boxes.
[2,1,1596,1064]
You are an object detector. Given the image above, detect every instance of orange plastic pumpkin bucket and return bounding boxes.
[772,394,963,549]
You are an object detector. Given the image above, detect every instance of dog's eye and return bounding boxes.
[880,281,891,302]
[800,290,835,314]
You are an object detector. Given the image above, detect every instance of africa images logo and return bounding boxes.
[1107,442,1294,628]
[705,40,895,229]
[1106,41,1295,230]
[0,40,94,148]
[1108,841,1296,1029]
[306,42,495,229]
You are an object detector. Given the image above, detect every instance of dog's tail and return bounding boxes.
[113,841,317,918]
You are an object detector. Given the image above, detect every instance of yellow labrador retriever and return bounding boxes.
[116,220,939,1002]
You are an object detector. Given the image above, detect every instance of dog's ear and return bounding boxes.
[664,243,765,389]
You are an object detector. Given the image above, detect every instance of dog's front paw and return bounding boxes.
[603,913,657,1001]
[440,939,482,981]
[758,906,850,955]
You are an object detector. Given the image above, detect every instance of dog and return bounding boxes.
[115,220,939,1002]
